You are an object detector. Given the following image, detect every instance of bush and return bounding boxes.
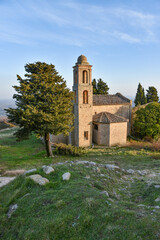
[55,143,84,156]
[133,102,160,140]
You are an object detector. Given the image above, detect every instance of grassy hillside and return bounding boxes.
[0,129,160,239]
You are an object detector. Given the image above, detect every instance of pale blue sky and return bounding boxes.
[1,0,160,100]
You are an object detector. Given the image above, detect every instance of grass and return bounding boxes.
[0,128,160,239]
[0,127,53,171]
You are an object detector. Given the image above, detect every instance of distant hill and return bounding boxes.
[0,99,15,118]
[125,96,135,107]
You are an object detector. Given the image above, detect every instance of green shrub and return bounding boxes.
[55,143,84,156]
[133,102,160,140]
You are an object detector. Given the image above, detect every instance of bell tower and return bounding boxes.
[72,55,93,147]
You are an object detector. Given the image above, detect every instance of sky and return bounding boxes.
[1,0,160,100]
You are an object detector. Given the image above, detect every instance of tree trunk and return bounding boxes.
[44,133,53,157]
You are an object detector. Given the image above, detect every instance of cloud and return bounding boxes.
[0,0,159,46]
[113,31,141,43]
[60,1,159,44]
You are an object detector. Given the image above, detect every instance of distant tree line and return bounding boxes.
[92,78,109,95]
[134,83,159,106]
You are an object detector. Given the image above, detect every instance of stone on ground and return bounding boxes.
[62,172,71,181]
[154,206,160,209]
[84,175,90,179]
[25,168,37,174]
[137,170,148,176]
[100,191,109,197]
[42,165,54,174]
[3,169,26,176]
[96,167,101,173]
[28,174,49,185]
[105,164,120,170]
[155,197,160,202]
[0,177,16,188]
[7,204,18,218]
[76,160,96,166]
[126,169,135,174]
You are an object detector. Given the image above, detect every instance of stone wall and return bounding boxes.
[93,104,131,135]
[93,122,127,146]
[78,109,92,147]
[50,134,68,144]
[109,122,127,146]
[99,124,110,145]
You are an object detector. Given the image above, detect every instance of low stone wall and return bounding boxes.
[50,134,68,144]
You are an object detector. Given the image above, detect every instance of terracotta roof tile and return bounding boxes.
[93,93,131,105]
[93,112,128,123]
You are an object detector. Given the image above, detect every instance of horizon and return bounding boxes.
[1,0,160,99]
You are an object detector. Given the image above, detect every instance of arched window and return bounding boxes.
[83,70,88,83]
[83,90,88,104]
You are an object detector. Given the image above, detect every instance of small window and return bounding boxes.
[83,90,88,104]
[95,112,97,115]
[94,124,98,130]
[84,131,88,140]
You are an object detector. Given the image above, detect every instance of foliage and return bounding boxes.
[5,62,74,157]
[92,79,97,94]
[55,143,84,156]
[146,86,159,103]
[134,83,147,106]
[133,102,160,140]
[92,78,109,95]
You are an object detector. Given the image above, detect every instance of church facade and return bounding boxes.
[51,55,132,147]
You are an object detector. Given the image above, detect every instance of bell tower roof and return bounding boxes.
[77,55,89,65]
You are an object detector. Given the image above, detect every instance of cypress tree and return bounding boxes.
[92,78,97,94]
[142,87,147,105]
[96,78,109,95]
[5,62,74,157]
[146,86,159,103]
[134,83,146,106]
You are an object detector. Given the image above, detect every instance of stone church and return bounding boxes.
[51,55,132,147]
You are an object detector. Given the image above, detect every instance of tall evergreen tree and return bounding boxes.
[134,83,146,106]
[5,62,74,157]
[142,87,147,105]
[96,78,109,95]
[92,78,97,94]
[146,86,159,103]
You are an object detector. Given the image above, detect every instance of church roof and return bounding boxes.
[93,93,131,105]
[93,112,128,124]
